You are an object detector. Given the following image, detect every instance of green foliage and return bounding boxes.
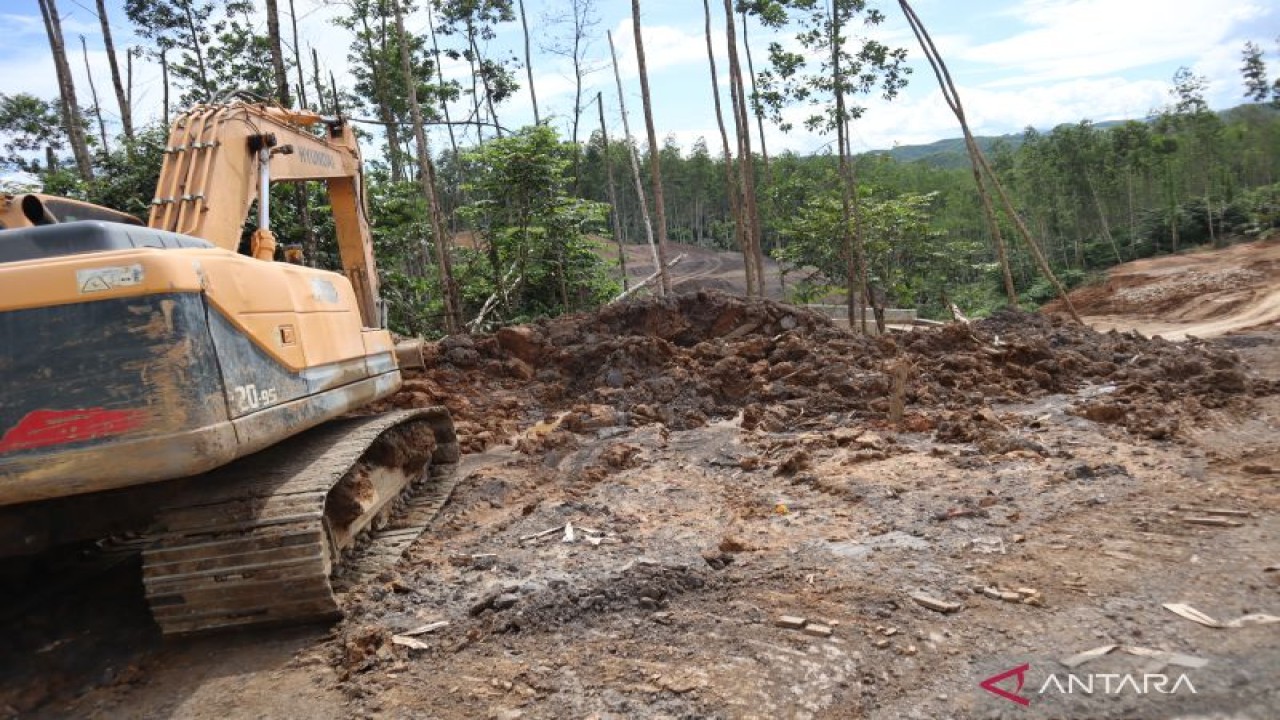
[124,0,273,104]
[0,93,65,172]
[456,125,616,325]
[753,0,910,134]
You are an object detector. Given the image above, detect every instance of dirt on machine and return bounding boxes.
[0,98,457,634]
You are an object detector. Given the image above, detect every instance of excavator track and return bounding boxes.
[140,408,458,635]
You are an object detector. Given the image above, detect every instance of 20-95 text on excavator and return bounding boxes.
[0,100,458,635]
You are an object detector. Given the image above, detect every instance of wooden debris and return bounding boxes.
[775,615,807,630]
[391,635,431,650]
[1060,644,1117,668]
[1121,646,1209,669]
[803,623,833,638]
[1200,508,1253,518]
[1163,603,1221,628]
[1182,517,1244,528]
[519,525,566,543]
[400,620,449,637]
[1101,549,1140,562]
[911,593,961,614]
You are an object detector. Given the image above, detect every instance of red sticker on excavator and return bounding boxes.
[0,408,145,453]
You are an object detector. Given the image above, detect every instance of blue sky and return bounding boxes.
[2,0,1278,158]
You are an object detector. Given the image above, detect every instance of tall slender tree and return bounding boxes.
[755,0,909,329]
[394,0,462,333]
[37,0,93,181]
[607,29,660,278]
[95,0,133,140]
[631,0,673,295]
[595,92,629,290]
[723,0,765,297]
[703,0,752,295]
[517,0,539,124]
[79,35,110,155]
[264,0,291,105]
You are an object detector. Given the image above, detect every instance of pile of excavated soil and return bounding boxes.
[371,291,1268,444]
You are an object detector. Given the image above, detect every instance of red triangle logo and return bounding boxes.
[980,663,1031,706]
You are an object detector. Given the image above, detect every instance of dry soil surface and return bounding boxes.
[3,290,1278,720]
[1052,237,1280,340]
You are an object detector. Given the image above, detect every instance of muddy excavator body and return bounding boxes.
[0,102,456,634]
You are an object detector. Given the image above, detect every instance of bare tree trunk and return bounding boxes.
[160,48,170,126]
[899,0,1040,313]
[464,21,486,144]
[288,0,308,108]
[703,0,752,296]
[631,0,672,295]
[311,47,326,114]
[264,0,291,105]
[95,0,132,140]
[966,139,1018,306]
[80,35,110,155]
[739,10,768,170]
[38,0,93,181]
[359,10,403,182]
[723,0,763,298]
[426,4,460,158]
[393,0,462,334]
[1084,173,1122,263]
[597,92,629,291]
[181,1,211,98]
[608,29,661,285]
[518,0,539,124]
[126,46,135,121]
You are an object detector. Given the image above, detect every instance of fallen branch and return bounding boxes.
[611,253,686,303]
[468,262,520,332]
[519,524,566,543]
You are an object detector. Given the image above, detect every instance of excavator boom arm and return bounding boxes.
[147,102,382,327]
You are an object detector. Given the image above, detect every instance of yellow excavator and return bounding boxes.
[0,100,457,634]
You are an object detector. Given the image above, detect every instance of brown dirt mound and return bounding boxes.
[371,291,1265,445]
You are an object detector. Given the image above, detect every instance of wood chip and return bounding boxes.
[775,615,807,630]
[391,635,431,650]
[803,623,833,637]
[1060,644,1117,668]
[1163,603,1222,628]
[911,593,961,614]
[1182,517,1245,527]
[400,620,449,637]
[519,525,565,543]
[1102,549,1140,562]
[1164,604,1280,629]
[1121,646,1209,668]
[1201,508,1253,518]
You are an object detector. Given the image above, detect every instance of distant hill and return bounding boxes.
[869,104,1276,170]
[872,120,1126,169]
[873,134,1023,169]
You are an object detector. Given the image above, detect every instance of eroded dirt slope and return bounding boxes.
[1051,237,1280,339]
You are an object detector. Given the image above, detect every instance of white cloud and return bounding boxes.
[962,0,1272,86]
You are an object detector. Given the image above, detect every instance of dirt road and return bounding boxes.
[2,280,1277,719]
